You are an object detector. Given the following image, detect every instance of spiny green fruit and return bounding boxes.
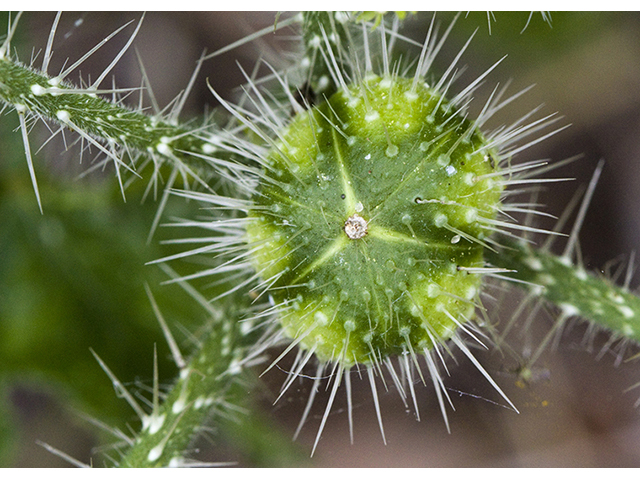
[196,14,554,453]
[246,74,503,366]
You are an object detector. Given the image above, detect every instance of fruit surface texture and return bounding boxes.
[246,75,503,365]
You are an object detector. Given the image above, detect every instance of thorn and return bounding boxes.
[0,11,23,59]
[147,166,178,244]
[18,112,43,214]
[76,411,134,446]
[91,13,145,89]
[624,251,636,291]
[344,367,354,444]
[202,14,299,60]
[424,348,452,432]
[157,263,223,320]
[401,354,421,421]
[169,47,206,123]
[153,343,159,417]
[275,347,316,404]
[55,19,136,82]
[562,159,605,261]
[367,365,387,445]
[451,336,519,413]
[90,348,147,421]
[144,284,187,369]
[311,363,344,457]
[293,363,323,441]
[42,11,61,75]
[36,441,91,468]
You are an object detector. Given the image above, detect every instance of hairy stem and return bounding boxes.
[118,297,259,467]
[0,57,209,152]
[487,238,640,344]
[0,56,218,199]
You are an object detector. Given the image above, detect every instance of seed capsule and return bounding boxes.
[245,75,503,365]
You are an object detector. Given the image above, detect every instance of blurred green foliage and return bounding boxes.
[0,108,211,463]
[437,12,618,61]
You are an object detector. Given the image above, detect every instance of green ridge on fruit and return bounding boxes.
[246,75,504,364]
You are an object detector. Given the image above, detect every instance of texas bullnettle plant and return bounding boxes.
[1,11,639,467]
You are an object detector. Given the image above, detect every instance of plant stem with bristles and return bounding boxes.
[0,56,219,202]
[117,296,259,467]
[486,238,640,345]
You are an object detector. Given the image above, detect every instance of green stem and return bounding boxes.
[118,297,258,467]
[486,238,640,344]
[0,57,214,185]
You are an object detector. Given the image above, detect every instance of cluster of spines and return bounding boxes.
[0,12,228,229]
[0,12,278,467]
[168,13,573,456]
[50,283,268,468]
[4,11,640,466]
[486,161,640,366]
